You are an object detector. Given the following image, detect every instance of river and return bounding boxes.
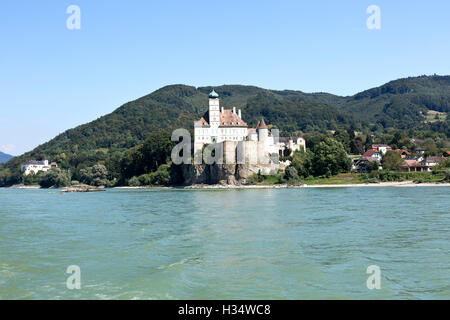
[0,187,449,299]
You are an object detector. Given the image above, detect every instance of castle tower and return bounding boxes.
[256,118,269,142]
[208,89,220,129]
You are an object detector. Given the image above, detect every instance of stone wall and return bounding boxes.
[182,140,280,185]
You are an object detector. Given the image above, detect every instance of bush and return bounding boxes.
[138,174,152,186]
[284,166,299,180]
[246,171,265,184]
[39,168,71,188]
[148,165,170,185]
[378,170,402,182]
[80,164,109,186]
[443,169,450,182]
[128,176,141,186]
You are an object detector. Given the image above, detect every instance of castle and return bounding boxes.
[194,90,305,165]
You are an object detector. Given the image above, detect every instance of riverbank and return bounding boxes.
[115,181,450,189]
[7,184,41,189]
[3,181,449,191]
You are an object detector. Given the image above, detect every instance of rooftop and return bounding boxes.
[209,89,219,99]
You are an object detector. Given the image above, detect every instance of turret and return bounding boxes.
[256,118,269,142]
[208,89,220,128]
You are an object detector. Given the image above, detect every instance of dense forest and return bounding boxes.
[0,75,449,186]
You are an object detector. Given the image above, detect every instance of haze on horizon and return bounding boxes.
[0,0,449,156]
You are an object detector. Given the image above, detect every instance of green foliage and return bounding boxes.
[368,161,380,172]
[436,158,450,170]
[22,172,45,185]
[79,164,109,186]
[289,149,314,178]
[39,168,71,188]
[128,176,141,187]
[311,137,352,177]
[284,166,299,181]
[120,131,174,181]
[443,169,450,182]
[382,150,403,171]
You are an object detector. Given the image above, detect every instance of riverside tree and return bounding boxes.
[39,168,71,188]
[79,164,109,186]
[381,150,403,171]
[311,137,352,177]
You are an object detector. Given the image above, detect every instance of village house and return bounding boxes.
[423,156,444,167]
[394,149,411,159]
[353,156,377,173]
[369,144,392,155]
[400,156,444,172]
[21,160,57,176]
[194,90,305,158]
[361,149,383,162]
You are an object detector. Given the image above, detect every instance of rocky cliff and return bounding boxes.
[181,162,279,185]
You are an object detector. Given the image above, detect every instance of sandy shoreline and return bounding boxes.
[3,182,449,190]
[115,181,450,189]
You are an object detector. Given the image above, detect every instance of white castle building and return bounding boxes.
[194,90,305,157]
[21,160,57,176]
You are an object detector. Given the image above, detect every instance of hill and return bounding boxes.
[0,152,13,164]
[0,75,449,185]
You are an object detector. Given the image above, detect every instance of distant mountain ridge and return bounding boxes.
[0,152,13,164]
[1,75,449,172]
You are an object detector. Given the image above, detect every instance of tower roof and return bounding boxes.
[256,118,268,129]
[209,89,219,99]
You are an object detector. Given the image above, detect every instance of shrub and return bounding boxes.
[80,164,109,186]
[284,166,299,180]
[128,176,141,186]
[149,165,170,185]
[443,169,450,182]
[39,168,71,188]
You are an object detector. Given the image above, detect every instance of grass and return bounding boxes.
[303,173,362,185]
[246,171,447,186]
[424,110,447,123]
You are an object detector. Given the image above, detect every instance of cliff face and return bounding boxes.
[181,163,278,185]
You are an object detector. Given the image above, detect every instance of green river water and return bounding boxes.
[0,187,449,299]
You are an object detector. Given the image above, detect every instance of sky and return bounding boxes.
[0,0,449,156]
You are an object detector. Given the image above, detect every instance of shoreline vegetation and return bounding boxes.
[4,179,450,190]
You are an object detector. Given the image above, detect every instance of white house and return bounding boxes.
[21,160,55,175]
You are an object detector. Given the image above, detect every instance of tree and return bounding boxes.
[422,138,439,156]
[312,137,352,177]
[333,130,351,152]
[128,176,141,186]
[80,164,109,186]
[382,150,403,171]
[289,149,314,178]
[119,131,174,181]
[39,168,70,188]
[350,136,364,155]
[284,166,299,181]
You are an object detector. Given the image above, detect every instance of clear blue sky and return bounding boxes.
[1,0,449,155]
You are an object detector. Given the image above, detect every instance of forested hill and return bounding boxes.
[0,152,13,164]
[1,75,449,174]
